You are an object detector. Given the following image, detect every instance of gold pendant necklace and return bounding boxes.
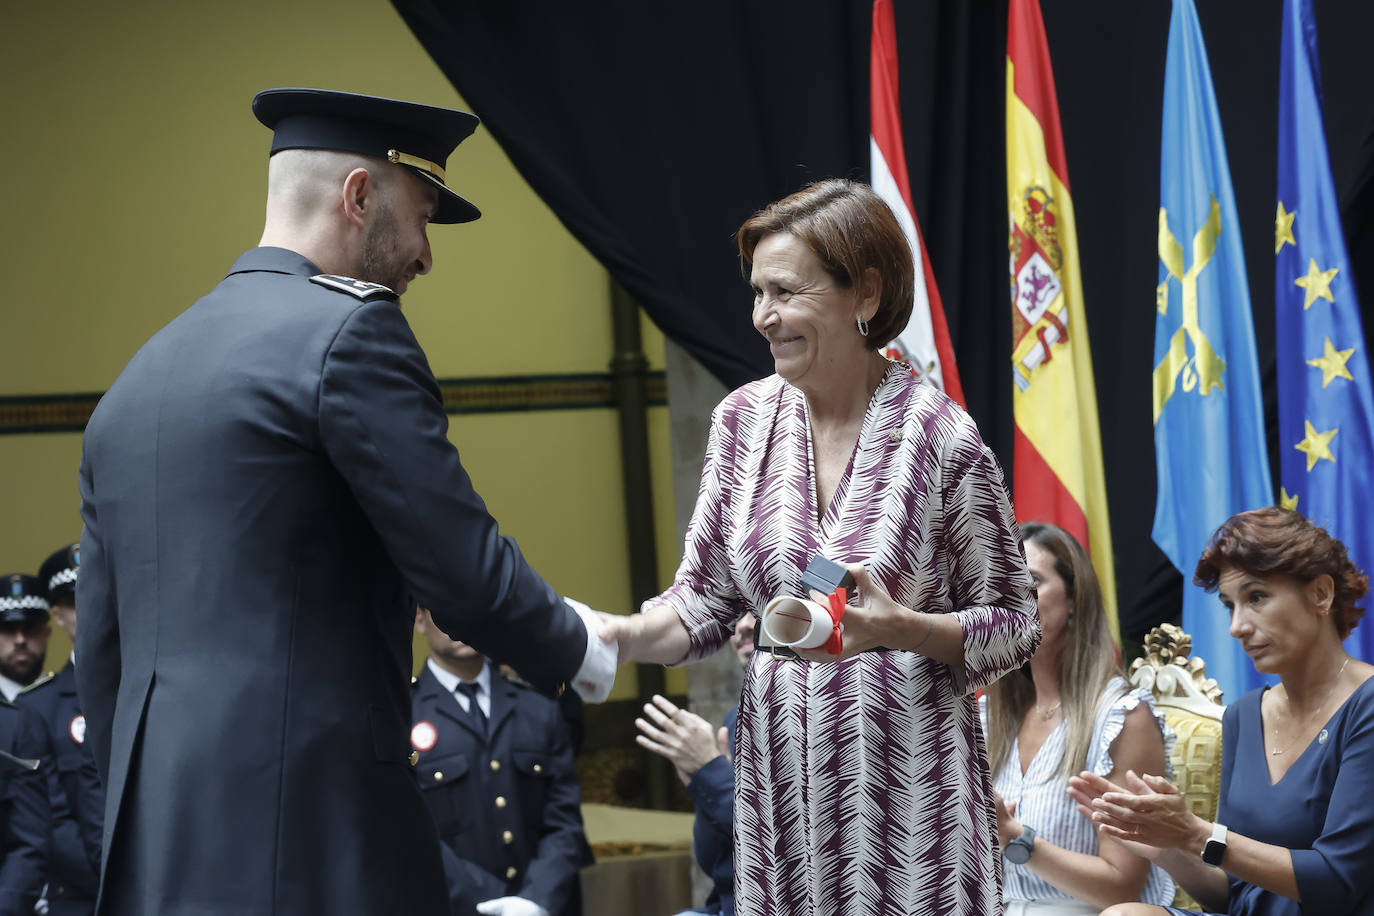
[1033,701,1062,721]
[1270,657,1350,757]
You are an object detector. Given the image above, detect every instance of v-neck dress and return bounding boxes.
[651,365,1040,916]
[1162,674,1374,916]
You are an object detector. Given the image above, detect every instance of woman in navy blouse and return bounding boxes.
[1070,507,1374,916]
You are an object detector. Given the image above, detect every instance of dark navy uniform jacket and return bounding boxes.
[0,701,50,916]
[16,665,102,915]
[75,248,589,915]
[411,666,587,916]
[683,706,736,916]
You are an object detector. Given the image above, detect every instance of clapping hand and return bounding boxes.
[992,790,1021,850]
[634,694,725,784]
[1067,769,1196,858]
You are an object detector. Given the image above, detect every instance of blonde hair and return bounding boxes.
[985,522,1123,779]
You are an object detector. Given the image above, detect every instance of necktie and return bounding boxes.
[456,682,486,735]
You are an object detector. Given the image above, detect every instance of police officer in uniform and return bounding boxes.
[0,575,53,913]
[18,545,102,915]
[0,576,51,702]
[413,608,589,916]
[75,88,616,915]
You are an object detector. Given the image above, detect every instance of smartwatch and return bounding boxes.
[1004,825,1036,865]
[1201,822,1228,866]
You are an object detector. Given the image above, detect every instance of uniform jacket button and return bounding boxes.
[506,866,518,879]
[502,830,514,844]
[495,795,507,809]
[532,763,542,774]
[433,771,444,782]
[489,759,501,772]
[409,750,419,766]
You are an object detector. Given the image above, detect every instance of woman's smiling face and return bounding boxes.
[750,232,867,390]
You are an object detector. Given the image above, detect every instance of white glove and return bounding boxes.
[564,596,618,702]
[475,896,548,916]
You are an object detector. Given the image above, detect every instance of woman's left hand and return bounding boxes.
[1084,769,1209,852]
[993,790,1021,850]
[794,563,906,661]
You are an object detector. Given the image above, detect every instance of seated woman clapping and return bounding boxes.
[1069,507,1374,916]
[982,522,1175,914]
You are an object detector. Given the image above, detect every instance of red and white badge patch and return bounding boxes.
[69,715,86,745]
[410,720,437,752]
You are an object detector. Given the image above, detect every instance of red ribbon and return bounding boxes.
[823,587,847,655]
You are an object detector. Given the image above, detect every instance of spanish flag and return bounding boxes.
[1006,0,1117,634]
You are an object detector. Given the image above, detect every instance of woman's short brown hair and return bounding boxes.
[736,179,914,350]
[1194,507,1369,638]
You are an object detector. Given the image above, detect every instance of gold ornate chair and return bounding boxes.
[1128,623,1226,910]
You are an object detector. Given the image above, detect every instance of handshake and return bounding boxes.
[563,597,619,703]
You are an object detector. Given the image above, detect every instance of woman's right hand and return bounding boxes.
[593,604,693,667]
[594,610,643,665]
[1066,771,1165,861]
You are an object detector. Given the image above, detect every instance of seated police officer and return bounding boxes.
[413,608,589,916]
[0,576,51,702]
[17,546,102,915]
[0,575,53,914]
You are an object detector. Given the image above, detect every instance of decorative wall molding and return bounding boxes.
[0,371,668,435]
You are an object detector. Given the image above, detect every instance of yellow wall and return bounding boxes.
[5,0,686,696]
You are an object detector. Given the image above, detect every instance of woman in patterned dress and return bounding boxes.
[983,522,1174,915]
[1072,508,1374,916]
[600,179,1041,915]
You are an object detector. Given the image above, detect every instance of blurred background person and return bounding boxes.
[982,522,1173,914]
[599,179,1039,915]
[0,675,53,913]
[0,576,50,702]
[18,544,102,915]
[635,613,756,916]
[412,608,589,916]
[1072,507,1374,916]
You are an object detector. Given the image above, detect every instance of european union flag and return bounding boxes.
[1276,0,1374,667]
[1153,0,1272,701]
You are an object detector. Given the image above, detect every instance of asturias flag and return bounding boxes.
[1006,0,1117,635]
[869,0,963,404]
[1276,0,1374,666]
[1153,0,1272,701]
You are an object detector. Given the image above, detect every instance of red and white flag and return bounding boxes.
[870,0,964,404]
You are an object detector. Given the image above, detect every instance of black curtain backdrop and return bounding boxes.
[392,0,1374,641]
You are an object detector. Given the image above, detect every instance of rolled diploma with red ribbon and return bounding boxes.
[761,588,848,654]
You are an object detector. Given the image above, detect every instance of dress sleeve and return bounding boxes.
[1088,684,1177,780]
[1288,687,1374,913]
[938,430,1040,694]
[647,398,748,662]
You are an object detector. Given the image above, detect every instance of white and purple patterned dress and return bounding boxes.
[652,363,1041,916]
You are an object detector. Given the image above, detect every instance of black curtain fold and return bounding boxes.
[392,0,1374,640]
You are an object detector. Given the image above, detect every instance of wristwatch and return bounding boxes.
[1201,822,1228,866]
[1004,824,1036,865]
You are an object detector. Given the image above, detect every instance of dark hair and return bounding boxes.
[736,179,913,349]
[1194,507,1368,639]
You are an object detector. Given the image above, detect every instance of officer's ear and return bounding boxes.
[340,167,375,230]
